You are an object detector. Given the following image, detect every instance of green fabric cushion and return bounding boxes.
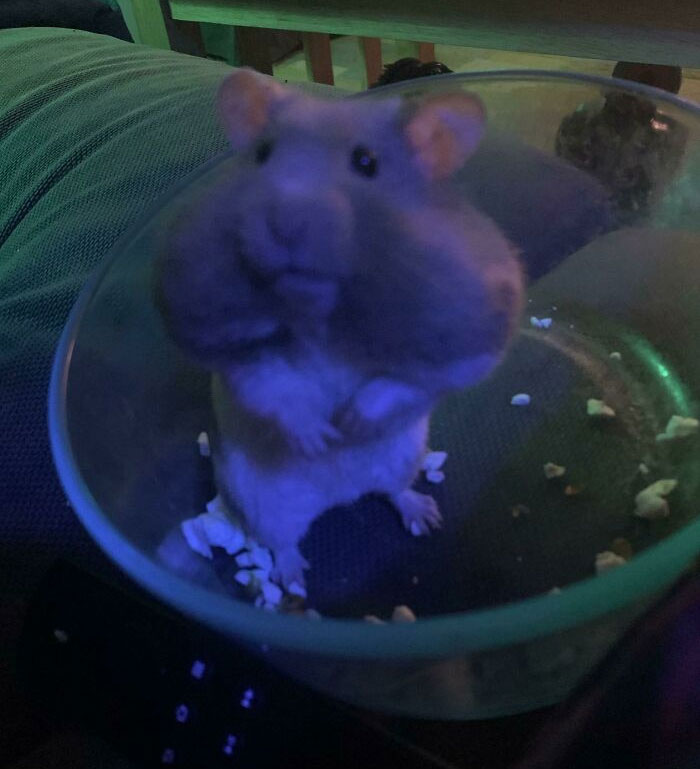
[0,26,342,578]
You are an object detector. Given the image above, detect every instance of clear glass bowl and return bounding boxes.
[49,71,700,719]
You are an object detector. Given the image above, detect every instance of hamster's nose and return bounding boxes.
[265,197,310,248]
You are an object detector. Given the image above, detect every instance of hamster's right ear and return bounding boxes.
[402,92,486,181]
[217,67,289,149]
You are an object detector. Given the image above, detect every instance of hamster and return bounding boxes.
[155,68,524,590]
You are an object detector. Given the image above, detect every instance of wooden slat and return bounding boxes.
[417,42,435,62]
[169,0,700,67]
[302,32,334,85]
[359,37,382,88]
[127,0,171,49]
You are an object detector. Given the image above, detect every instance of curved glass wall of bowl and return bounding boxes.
[50,72,700,719]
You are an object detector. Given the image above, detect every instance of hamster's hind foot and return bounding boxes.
[392,488,443,536]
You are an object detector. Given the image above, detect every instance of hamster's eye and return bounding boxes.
[351,146,378,178]
[254,140,273,164]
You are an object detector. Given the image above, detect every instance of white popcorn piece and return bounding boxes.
[199,512,245,555]
[422,450,448,472]
[655,415,699,443]
[248,545,274,572]
[635,496,670,520]
[197,431,211,457]
[425,469,445,484]
[634,479,678,520]
[543,462,566,479]
[180,517,213,559]
[261,582,284,606]
[511,393,531,406]
[234,570,254,587]
[595,551,627,574]
[609,352,622,360]
[409,521,422,536]
[364,615,385,624]
[511,503,530,518]
[639,478,678,498]
[530,316,552,329]
[288,581,307,599]
[548,586,562,595]
[638,463,650,475]
[305,609,322,620]
[235,552,255,568]
[411,576,419,585]
[587,398,616,418]
[391,605,417,623]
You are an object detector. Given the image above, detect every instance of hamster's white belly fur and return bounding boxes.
[217,415,428,520]
[210,345,430,540]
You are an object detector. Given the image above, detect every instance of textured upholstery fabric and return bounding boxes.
[0,26,342,666]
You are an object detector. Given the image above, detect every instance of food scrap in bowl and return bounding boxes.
[655,415,699,443]
[587,398,616,418]
[544,462,566,479]
[511,503,530,518]
[197,431,211,456]
[422,450,447,483]
[634,479,678,520]
[595,551,627,574]
[392,605,417,623]
[611,537,634,560]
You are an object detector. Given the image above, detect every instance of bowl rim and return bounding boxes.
[49,69,700,660]
[350,67,700,116]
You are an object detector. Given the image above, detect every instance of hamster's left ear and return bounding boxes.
[217,67,290,149]
[402,92,486,181]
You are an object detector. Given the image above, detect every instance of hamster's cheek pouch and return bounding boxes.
[439,353,502,389]
[273,272,338,318]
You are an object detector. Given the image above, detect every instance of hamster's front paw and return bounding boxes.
[271,546,310,591]
[278,414,342,457]
[392,488,443,536]
[334,402,381,442]
[334,378,430,442]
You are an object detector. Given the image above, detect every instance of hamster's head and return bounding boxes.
[213,67,486,298]
[157,68,520,373]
